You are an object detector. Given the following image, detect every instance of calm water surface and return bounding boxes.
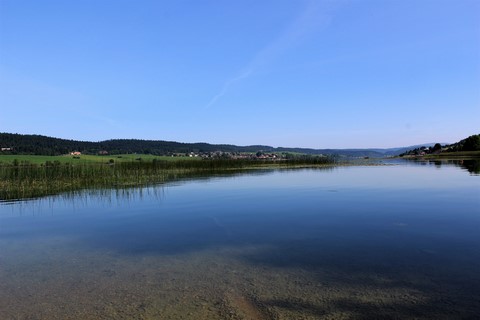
[1,162,479,319]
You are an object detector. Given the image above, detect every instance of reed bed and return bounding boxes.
[0,157,336,200]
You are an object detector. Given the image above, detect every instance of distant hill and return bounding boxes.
[446,134,480,152]
[0,132,440,158]
[400,134,480,156]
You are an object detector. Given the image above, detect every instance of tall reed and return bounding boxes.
[0,157,336,200]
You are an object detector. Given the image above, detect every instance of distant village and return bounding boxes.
[1,145,299,160]
[183,151,284,160]
[399,143,445,157]
[69,150,288,160]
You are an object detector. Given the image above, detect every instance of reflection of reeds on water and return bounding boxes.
[0,158,336,201]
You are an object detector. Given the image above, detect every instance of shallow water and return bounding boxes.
[1,162,479,319]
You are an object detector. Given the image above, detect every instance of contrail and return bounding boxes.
[204,0,336,109]
[205,69,252,109]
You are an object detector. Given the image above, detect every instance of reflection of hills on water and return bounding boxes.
[427,159,480,175]
[458,159,480,174]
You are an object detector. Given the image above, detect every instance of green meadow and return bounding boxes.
[422,150,480,159]
[0,154,198,165]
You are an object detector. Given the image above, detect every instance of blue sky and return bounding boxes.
[0,0,479,148]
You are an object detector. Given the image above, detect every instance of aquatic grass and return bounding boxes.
[0,157,337,200]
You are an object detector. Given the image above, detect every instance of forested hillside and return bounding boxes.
[400,134,480,156]
[0,132,422,157]
[447,134,480,152]
[0,133,275,156]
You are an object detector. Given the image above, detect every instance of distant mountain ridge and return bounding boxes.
[0,132,445,158]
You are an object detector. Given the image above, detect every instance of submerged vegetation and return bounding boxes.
[0,156,336,201]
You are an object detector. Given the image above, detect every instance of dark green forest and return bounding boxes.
[0,133,273,156]
[448,134,480,152]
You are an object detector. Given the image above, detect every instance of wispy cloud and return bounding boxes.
[205,0,336,109]
[205,69,253,109]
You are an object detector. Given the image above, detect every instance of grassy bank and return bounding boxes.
[400,150,480,160]
[422,150,480,159]
[0,157,336,201]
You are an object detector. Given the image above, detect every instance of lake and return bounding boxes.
[1,161,479,319]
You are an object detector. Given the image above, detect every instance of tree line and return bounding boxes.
[0,133,275,156]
